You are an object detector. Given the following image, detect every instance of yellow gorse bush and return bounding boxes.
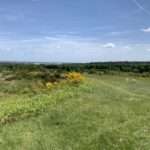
[66,72,85,84]
[45,82,53,89]
[45,72,85,89]
[59,80,68,86]
[30,71,42,76]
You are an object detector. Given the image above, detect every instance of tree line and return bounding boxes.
[0,61,150,74]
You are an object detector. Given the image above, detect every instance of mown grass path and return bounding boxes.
[0,75,150,150]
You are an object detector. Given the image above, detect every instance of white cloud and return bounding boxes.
[141,27,150,33]
[87,26,115,31]
[108,32,121,36]
[147,49,150,52]
[0,48,15,54]
[56,46,61,49]
[0,48,13,51]
[107,30,132,36]
[121,46,131,50]
[101,43,115,48]
[0,14,27,21]
[0,36,150,62]
[134,43,142,46]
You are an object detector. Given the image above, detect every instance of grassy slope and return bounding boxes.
[0,75,150,150]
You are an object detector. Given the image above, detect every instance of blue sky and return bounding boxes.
[0,0,150,62]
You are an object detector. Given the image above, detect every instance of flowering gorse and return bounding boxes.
[30,71,43,76]
[45,72,85,89]
[66,72,85,84]
[45,82,53,89]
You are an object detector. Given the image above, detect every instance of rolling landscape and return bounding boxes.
[0,0,150,149]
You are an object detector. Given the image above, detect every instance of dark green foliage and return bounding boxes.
[0,61,150,76]
[54,72,61,78]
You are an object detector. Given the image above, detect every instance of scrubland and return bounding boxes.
[0,65,150,150]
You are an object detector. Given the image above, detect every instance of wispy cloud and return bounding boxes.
[0,13,26,21]
[85,26,115,31]
[141,27,150,33]
[147,49,150,52]
[120,46,131,50]
[0,36,149,62]
[107,32,121,36]
[131,0,150,16]
[0,36,103,62]
[107,31,132,36]
[0,15,18,21]
[101,43,115,48]
[0,48,14,52]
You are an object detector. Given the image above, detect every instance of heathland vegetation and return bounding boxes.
[0,62,150,149]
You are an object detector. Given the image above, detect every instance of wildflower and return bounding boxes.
[45,82,53,89]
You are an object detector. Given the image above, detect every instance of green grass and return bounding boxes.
[0,75,150,150]
[0,82,91,122]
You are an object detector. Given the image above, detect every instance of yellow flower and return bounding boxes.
[66,72,85,84]
[45,82,53,89]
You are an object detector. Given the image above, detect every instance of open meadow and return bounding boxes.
[0,66,150,149]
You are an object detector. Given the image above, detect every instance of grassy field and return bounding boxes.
[0,75,150,150]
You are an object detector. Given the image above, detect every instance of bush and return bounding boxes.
[54,72,61,78]
[44,72,85,90]
[45,82,53,89]
[66,72,85,84]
